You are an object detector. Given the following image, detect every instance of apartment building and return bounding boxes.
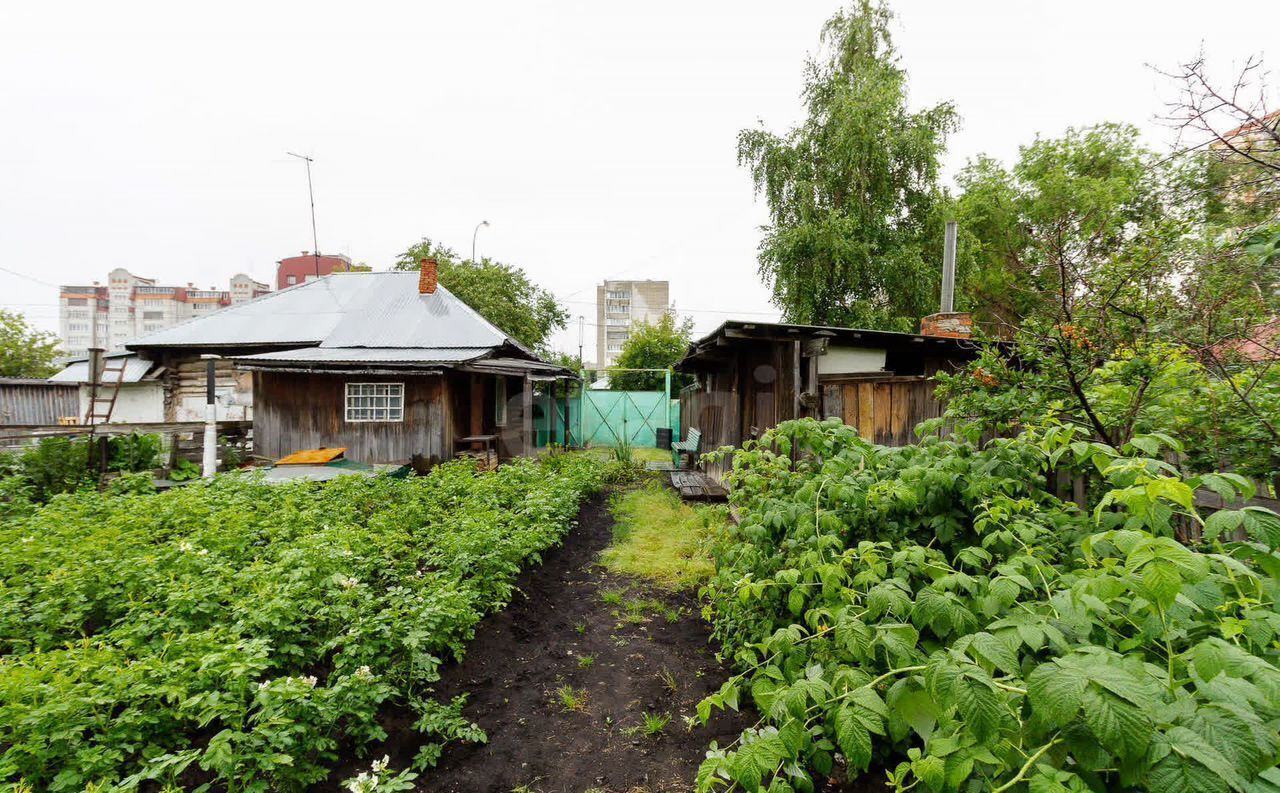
[595,279,671,369]
[230,273,272,304]
[276,252,354,289]
[58,268,268,358]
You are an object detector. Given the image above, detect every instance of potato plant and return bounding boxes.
[0,455,607,791]
[694,418,1280,793]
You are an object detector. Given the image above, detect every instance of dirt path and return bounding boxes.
[397,492,751,793]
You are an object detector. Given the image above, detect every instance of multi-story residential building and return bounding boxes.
[595,279,671,369]
[58,285,110,358]
[276,252,353,289]
[230,273,272,304]
[58,268,267,358]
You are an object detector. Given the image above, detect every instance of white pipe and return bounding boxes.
[201,355,219,478]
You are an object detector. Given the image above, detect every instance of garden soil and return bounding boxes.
[329,491,882,793]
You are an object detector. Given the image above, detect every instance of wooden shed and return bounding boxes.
[675,318,980,481]
[128,263,572,465]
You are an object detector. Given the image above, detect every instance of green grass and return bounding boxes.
[642,711,671,736]
[622,711,672,738]
[555,684,589,712]
[627,447,675,464]
[577,654,594,668]
[599,482,724,589]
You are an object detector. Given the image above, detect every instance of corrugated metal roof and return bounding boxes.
[127,272,520,352]
[49,353,158,384]
[232,347,492,365]
[0,380,78,425]
[465,357,572,374]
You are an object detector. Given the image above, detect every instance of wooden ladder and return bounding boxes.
[85,357,128,425]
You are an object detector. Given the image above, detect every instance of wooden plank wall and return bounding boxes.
[678,358,740,482]
[253,371,449,464]
[820,376,944,446]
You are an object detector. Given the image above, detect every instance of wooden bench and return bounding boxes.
[671,427,702,469]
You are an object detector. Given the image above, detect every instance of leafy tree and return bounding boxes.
[392,238,568,354]
[0,309,61,378]
[946,125,1207,448]
[740,1,959,331]
[608,314,694,392]
[955,123,1189,339]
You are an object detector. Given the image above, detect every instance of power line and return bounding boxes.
[556,296,780,317]
[0,265,59,288]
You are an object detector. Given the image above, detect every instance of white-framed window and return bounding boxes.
[345,382,404,422]
[494,378,507,427]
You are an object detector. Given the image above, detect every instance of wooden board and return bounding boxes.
[669,470,728,501]
[276,447,347,465]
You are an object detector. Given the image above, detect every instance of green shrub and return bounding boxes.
[107,432,163,473]
[694,418,1280,792]
[17,436,89,500]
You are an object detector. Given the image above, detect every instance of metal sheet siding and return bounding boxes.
[234,347,492,364]
[320,280,510,349]
[128,272,518,352]
[0,381,79,425]
[49,355,155,384]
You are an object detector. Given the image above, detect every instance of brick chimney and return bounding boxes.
[921,312,973,339]
[418,257,438,294]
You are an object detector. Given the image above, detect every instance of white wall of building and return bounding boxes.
[76,382,165,424]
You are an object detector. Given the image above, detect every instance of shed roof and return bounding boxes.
[48,352,161,384]
[126,272,528,355]
[677,320,980,369]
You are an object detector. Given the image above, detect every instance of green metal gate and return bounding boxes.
[533,368,681,449]
[580,390,672,447]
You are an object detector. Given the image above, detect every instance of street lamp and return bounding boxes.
[472,220,489,263]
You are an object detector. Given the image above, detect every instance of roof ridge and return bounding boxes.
[127,272,346,348]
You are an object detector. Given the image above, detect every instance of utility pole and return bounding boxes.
[472,219,489,263]
[287,152,320,278]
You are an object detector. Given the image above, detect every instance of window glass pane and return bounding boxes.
[345,382,404,422]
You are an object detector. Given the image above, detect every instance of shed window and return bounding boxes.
[494,378,507,427]
[345,382,404,422]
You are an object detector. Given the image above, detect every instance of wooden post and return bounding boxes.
[470,374,484,449]
[664,368,672,432]
[561,379,570,447]
[792,340,802,419]
[522,376,534,455]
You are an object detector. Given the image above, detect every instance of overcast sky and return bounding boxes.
[2,1,1274,361]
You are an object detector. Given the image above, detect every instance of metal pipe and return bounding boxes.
[201,354,219,478]
[286,152,320,277]
[941,220,957,314]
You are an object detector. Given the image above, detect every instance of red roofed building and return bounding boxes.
[1215,317,1280,363]
[276,252,354,290]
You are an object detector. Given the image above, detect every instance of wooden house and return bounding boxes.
[675,314,980,480]
[127,261,571,464]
